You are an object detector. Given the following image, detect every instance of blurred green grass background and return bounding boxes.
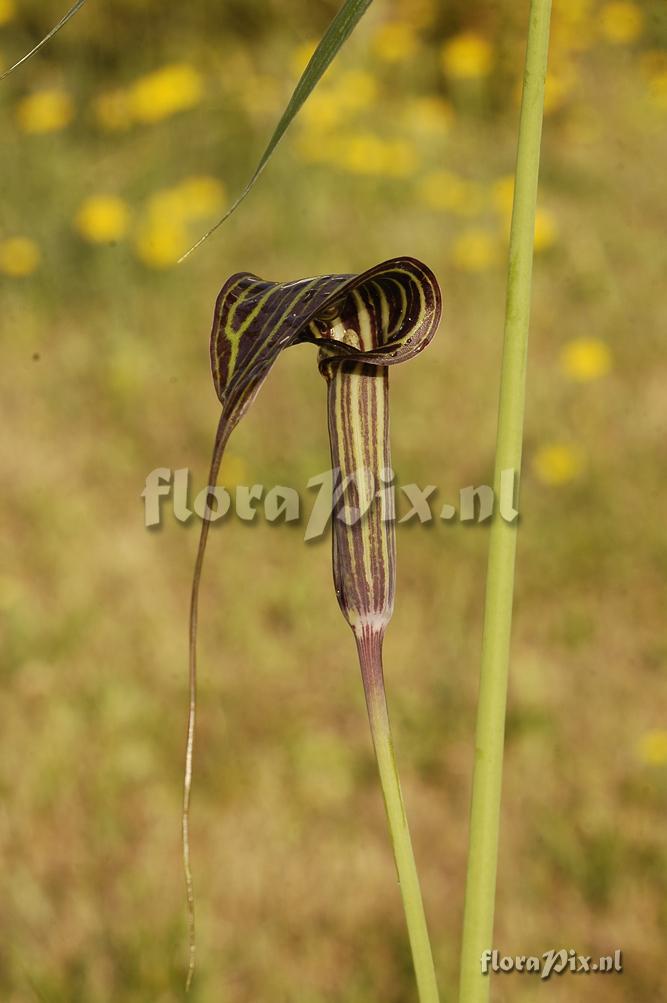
[1,0,667,1000]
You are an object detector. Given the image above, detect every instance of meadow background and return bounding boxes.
[1,0,666,1000]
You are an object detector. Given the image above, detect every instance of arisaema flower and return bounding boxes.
[184,257,442,1001]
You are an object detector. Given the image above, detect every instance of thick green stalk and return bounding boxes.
[357,628,440,1003]
[458,3,552,1002]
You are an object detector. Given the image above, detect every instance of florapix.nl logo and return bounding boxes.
[141,466,520,540]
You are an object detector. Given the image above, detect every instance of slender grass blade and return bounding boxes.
[179,0,374,261]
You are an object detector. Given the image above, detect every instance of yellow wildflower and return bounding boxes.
[128,64,203,124]
[560,338,612,381]
[300,89,344,131]
[419,170,484,215]
[491,175,515,215]
[406,96,454,135]
[336,70,378,112]
[637,729,667,766]
[550,0,595,54]
[0,0,15,25]
[647,72,667,111]
[600,2,644,44]
[641,55,667,111]
[133,218,190,269]
[75,196,131,244]
[394,0,436,29]
[133,175,224,268]
[145,186,186,222]
[441,32,493,80]
[0,237,40,277]
[322,131,391,176]
[380,139,418,178]
[290,40,317,77]
[372,21,419,63]
[492,183,556,248]
[146,177,226,224]
[93,89,133,132]
[301,72,377,132]
[533,444,584,486]
[534,207,558,252]
[336,132,387,175]
[451,228,498,271]
[172,176,226,218]
[543,62,578,114]
[217,453,248,488]
[16,89,73,134]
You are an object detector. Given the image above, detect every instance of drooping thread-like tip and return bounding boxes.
[0,0,87,82]
[177,185,254,264]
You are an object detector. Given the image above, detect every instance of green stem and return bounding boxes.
[458,3,552,1003]
[356,629,440,1003]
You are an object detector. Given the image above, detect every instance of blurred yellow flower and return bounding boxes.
[534,207,558,252]
[301,89,344,131]
[290,39,317,77]
[75,196,131,244]
[493,186,557,249]
[406,95,454,135]
[301,71,376,132]
[0,236,40,277]
[533,444,584,486]
[0,0,15,25]
[16,89,74,134]
[647,72,667,111]
[337,132,386,175]
[372,21,419,63]
[451,228,498,271]
[380,139,418,178]
[133,218,189,269]
[334,132,417,177]
[336,70,378,112]
[600,2,644,44]
[394,0,436,29]
[172,176,226,218]
[419,170,484,215]
[441,32,493,80]
[560,337,612,381]
[93,89,133,132]
[641,56,667,110]
[637,729,667,766]
[551,0,595,54]
[147,177,226,223]
[491,175,515,215]
[217,453,248,488]
[133,175,225,268]
[543,62,578,114]
[128,64,203,124]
